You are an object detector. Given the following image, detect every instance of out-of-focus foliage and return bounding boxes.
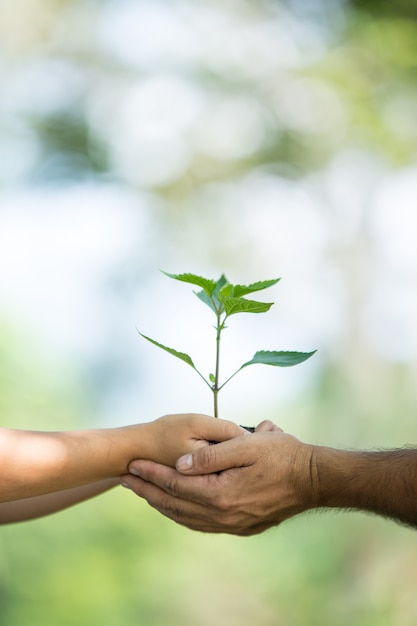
[0,323,86,430]
[350,0,417,20]
[1,0,416,196]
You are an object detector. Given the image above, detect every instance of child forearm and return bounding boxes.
[0,479,118,524]
[0,424,153,502]
[0,415,243,503]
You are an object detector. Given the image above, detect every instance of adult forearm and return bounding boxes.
[313,446,417,528]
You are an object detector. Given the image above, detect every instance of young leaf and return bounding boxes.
[218,283,233,299]
[195,289,217,313]
[232,279,280,298]
[211,274,229,311]
[138,333,196,369]
[213,274,229,294]
[195,275,231,314]
[241,350,317,369]
[220,296,274,316]
[161,271,216,296]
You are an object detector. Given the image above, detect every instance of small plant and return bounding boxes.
[139,271,316,418]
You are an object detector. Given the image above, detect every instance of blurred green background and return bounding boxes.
[1,0,417,624]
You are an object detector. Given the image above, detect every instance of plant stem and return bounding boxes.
[213,313,223,417]
[218,366,242,391]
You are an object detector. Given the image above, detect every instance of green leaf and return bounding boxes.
[195,274,230,314]
[195,289,217,313]
[241,350,317,369]
[161,271,216,296]
[232,278,280,298]
[220,296,274,316]
[209,373,216,383]
[213,274,229,293]
[139,333,196,369]
[211,274,229,311]
[218,283,233,299]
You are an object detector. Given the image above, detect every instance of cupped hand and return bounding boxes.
[122,421,314,535]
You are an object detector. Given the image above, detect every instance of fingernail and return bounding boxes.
[129,467,142,477]
[121,481,132,490]
[177,454,193,471]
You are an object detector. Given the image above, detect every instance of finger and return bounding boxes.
[120,473,223,532]
[121,473,205,525]
[255,420,283,433]
[197,416,246,443]
[121,472,168,502]
[127,459,219,504]
[176,435,253,475]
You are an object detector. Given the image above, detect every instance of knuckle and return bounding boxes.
[196,445,218,471]
[162,477,182,497]
[212,493,229,512]
[156,499,201,529]
[158,498,184,521]
[218,510,250,535]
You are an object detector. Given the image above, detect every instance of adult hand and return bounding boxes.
[121,421,315,536]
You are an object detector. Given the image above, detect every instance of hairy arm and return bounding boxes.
[313,446,417,528]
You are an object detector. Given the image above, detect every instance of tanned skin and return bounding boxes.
[122,421,417,535]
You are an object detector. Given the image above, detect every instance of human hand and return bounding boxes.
[140,413,245,468]
[122,421,315,535]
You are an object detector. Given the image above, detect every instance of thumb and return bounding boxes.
[199,416,247,443]
[176,435,250,475]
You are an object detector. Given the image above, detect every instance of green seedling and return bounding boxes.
[139,271,316,418]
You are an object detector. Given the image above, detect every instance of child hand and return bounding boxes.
[142,413,245,467]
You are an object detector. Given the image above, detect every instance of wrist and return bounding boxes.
[62,424,150,479]
[312,446,361,509]
[273,436,320,515]
[293,441,321,511]
[106,423,153,474]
